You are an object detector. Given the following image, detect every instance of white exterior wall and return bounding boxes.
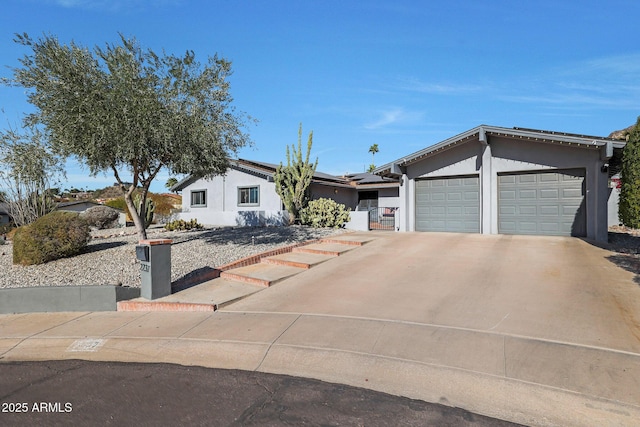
[401,137,610,242]
[310,183,358,208]
[179,169,288,226]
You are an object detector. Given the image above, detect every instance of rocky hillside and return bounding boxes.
[609,124,635,141]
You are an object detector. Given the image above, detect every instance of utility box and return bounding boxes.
[136,239,173,300]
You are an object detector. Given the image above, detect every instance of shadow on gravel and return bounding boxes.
[606,232,640,285]
[170,226,324,247]
[83,241,128,254]
[607,254,640,285]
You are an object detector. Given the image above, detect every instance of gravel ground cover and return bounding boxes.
[607,226,640,284]
[0,225,345,289]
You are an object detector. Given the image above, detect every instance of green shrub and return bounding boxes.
[81,205,120,229]
[300,198,350,228]
[620,117,640,227]
[13,211,91,265]
[164,218,203,231]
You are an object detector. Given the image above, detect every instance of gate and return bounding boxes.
[369,207,398,231]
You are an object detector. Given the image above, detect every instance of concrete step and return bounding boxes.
[320,235,374,246]
[261,252,335,269]
[220,263,306,287]
[293,242,356,256]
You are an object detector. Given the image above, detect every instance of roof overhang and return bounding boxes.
[374,125,626,177]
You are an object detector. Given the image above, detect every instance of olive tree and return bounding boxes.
[0,126,63,226]
[5,33,253,239]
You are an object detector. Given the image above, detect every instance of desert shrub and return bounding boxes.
[149,193,177,223]
[0,223,14,235]
[13,211,91,265]
[300,198,350,228]
[164,218,203,231]
[81,205,120,229]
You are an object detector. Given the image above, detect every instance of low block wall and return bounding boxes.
[345,211,369,231]
[0,285,140,314]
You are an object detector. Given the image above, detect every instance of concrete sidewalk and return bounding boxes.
[1,232,640,426]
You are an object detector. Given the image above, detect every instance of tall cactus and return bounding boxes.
[274,124,318,224]
[134,194,156,229]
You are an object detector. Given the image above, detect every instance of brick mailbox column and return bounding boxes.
[135,239,173,300]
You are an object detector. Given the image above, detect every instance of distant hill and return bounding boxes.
[93,185,125,200]
[609,124,635,141]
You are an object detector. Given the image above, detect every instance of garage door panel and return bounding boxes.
[539,174,560,183]
[539,206,559,216]
[500,190,516,200]
[519,205,537,215]
[415,176,480,233]
[539,189,560,199]
[562,188,582,198]
[519,189,537,199]
[498,169,585,237]
[500,206,517,215]
[499,175,516,185]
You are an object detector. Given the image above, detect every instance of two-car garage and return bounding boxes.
[379,125,621,243]
[414,168,587,237]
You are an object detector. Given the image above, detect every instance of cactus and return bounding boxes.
[134,194,155,229]
[274,124,318,224]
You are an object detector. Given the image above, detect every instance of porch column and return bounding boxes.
[480,132,493,235]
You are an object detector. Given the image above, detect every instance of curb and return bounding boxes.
[117,300,216,312]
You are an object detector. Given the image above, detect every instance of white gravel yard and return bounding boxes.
[0,225,346,288]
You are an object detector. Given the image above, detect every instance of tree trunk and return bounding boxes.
[123,190,147,241]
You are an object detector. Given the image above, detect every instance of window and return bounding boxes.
[190,190,206,207]
[238,186,259,206]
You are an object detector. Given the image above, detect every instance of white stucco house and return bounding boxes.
[172,159,400,229]
[374,125,625,242]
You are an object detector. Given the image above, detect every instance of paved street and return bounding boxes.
[0,360,520,426]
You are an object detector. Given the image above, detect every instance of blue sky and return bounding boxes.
[1,0,639,193]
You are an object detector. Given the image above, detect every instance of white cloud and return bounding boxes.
[364,108,425,130]
[396,77,485,95]
[46,0,182,12]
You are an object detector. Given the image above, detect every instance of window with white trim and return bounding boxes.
[190,190,206,207]
[238,186,259,206]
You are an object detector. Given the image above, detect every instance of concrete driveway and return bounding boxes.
[1,232,639,426]
[223,232,640,425]
[228,232,640,353]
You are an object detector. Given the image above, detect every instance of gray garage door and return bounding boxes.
[498,169,586,237]
[415,176,480,233]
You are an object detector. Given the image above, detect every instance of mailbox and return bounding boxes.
[137,239,172,300]
[135,245,150,262]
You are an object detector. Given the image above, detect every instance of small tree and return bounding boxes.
[274,124,318,224]
[619,117,640,228]
[0,126,63,226]
[6,33,253,239]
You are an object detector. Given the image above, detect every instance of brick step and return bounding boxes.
[117,300,217,312]
[261,252,335,269]
[293,243,355,256]
[220,263,305,287]
[320,236,373,246]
